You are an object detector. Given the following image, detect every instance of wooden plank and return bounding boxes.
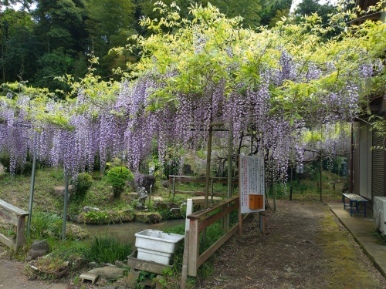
[191,196,223,204]
[127,251,171,275]
[197,223,239,268]
[173,190,225,197]
[0,210,18,226]
[180,230,189,289]
[0,199,28,216]
[0,233,16,250]
[198,202,238,232]
[168,175,238,184]
[174,190,205,195]
[188,219,199,277]
[188,196,239,221]
[16,216,26,250]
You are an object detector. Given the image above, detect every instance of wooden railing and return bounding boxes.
[168,175,238,198]
[186,196,239,276]
[0,199,29,251]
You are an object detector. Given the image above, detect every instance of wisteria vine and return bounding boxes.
[0,5,383,184]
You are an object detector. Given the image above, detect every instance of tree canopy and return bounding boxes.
[0,3,384,182]
[0,0,291,90]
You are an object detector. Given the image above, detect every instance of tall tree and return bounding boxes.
[295,0,337,25]
[137,0,262,29]
[206,0,262,27]
[85,0,136,76]
[33,0,87,53]
[260,0,293,27]
[31,0,88,91]
[0,8,38,83]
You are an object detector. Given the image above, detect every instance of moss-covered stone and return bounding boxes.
[134,211,162,223]
[77,208,135,225]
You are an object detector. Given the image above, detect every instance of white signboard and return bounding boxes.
[239,155,265,214]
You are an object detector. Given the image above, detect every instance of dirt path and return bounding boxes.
[0,257,68,289]
[196,200,386,289]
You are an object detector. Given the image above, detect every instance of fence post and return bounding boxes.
[180,230,190,289]
[16,215,27,250]
[188,218,199,277]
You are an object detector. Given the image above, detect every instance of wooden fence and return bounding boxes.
[168,175,238,199]
[186,195,240,276]
[0,199,29,251]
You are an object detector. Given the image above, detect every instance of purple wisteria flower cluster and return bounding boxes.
[0,48,377,182]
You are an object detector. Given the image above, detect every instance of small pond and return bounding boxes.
[78,219,184,244]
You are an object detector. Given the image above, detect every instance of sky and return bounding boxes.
[290,0,339,13]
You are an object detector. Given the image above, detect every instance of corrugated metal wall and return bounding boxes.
[372,132,385,198]
[360,124,372,199]
[353,122,360,196]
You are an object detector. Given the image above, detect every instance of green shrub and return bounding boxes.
[86,236,132,264]
[30,211,62,240]
[80,208,135,224]
[30,211,87,241]
[105,166,133,198]
[73,172,93,200]
[83,210,109,225]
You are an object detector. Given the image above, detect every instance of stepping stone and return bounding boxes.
[126,269,141,288]
[88,266,125,279]
[80,272,99,284]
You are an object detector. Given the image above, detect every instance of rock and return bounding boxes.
[182,164,193,175]
[153,196,164,202]
[134,173,156,192]
[83,206,100,212]
[26,240,50,260]
[155,275,163,289]
[88,262,99,268]
[31,240,49,251]
[134,211,162,223]
[125,269,141,289]
[66,223,89,239]
[153,201,179,210]
[79,272,99,284]
[77,208,135,224]
[161,180,169,188]
[26,249,47,261]
[127,192,138,200]
[88,266,125,280]
[53,185,74,196]
[115,260,128,268]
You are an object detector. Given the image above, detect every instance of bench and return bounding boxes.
[0,199,29,251]
[342,193,368,217]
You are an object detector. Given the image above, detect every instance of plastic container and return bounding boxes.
[135,229,184,265]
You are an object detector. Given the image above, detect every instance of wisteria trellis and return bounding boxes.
[0,5,384,182]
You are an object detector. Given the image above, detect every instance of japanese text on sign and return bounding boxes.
[239,155,265,214]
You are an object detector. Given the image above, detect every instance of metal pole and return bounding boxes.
[204,125,213,209]
[27,151,37,237]
[62,171,69,240]
[227,124,233,198]
[349,122,354,193]
[227,123,233,230]
[320,150,323,202]
[289,163,293,201]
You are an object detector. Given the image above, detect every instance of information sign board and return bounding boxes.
[239,155,265,214]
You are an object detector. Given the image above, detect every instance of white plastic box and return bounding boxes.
[374,197,386,235]
[135,229,184,265]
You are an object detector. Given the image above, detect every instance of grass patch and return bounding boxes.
[86,236,132,264]
[318,211,381,288]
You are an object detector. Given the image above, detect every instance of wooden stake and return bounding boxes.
[180,230,190,289]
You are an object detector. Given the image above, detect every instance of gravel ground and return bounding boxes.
[196,199,386,289]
